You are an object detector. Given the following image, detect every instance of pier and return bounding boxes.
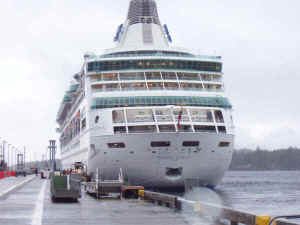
[0,176,299,225]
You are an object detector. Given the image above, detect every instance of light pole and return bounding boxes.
[7,144,11,171]
[15,148,18,171]
[0,138,2,170]
[2,140,6,170]
[12,146,15,171]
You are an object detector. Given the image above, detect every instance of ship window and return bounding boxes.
[194,125,216,133]
[219,142,230,147]
[128,125,157,133]
[112,110,125,123]
[91,96,232,110]
[114,126,126,134]
[81,118,86,130]
[126,109,154,123]
[182,141,200,147]
[190,109,213,122]
[87,60,222,73]
[177,125,193,132]
[218,126,227,134]
[215,110,224,123]
[158,125,176,133]
[151,141,170,147]
[107,143,126,148]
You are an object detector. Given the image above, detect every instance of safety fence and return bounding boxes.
[138,190,300,225]
[0,171,16,179]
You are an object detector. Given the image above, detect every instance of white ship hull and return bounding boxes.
[71,132,234,188]
[57,0,235,190]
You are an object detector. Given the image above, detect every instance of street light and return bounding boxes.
[11,146,15,171]
[2,140,6,170]
[7,144,11,171]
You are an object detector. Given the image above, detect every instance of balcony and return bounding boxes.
[120,72,145,81]
[122,87,147,91]
[145,72,162,80]
[178,73,201,81]
[159,125,176,133]
[191,117,214,123]
[156,115,173,122]
[93,88,120,92]
[128,125,157,133]
[127,116,154,123]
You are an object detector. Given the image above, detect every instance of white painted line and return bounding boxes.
[0,176,36,198]
[31,180,47,225]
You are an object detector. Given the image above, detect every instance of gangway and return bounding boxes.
[85,168,125,198]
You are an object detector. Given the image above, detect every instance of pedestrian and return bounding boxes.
[35,168,38,176]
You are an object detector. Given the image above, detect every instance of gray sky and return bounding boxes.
[0,0,299,160]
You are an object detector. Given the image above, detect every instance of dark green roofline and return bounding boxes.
[87,59,222,73]
[91,96,232,110]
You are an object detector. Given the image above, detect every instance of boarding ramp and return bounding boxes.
[85,168,124,198]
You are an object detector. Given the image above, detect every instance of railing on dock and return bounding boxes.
[138,191,300,225]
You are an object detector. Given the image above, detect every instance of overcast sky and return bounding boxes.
[0,0,299,161]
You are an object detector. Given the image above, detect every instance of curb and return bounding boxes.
[0,176,37,198]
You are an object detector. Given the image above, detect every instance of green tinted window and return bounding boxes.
[91,96,232,110]
[87,59,222,73]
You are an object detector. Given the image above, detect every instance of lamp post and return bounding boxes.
[7,144,11,171]
[11,146,15,171]
[0,138,2,170]
[15,148,18,171]
[2,140,6,170]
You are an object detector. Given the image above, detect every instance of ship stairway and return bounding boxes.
[85,168,125,198]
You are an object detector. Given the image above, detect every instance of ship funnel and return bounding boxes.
[127,0,161,26]
[115,0,169,49]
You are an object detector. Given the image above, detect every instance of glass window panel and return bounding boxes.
[91,96,232,109]
[112,110,125,123]
[126,109,154,123]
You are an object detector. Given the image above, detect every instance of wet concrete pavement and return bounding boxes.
[0,178,189,225]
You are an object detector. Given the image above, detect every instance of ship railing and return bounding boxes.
[120,76,145,80]
[178,77,201,81]
[127,117,154,123]
[93,88,120,93]
[91,78,119,82]
[156,115,173,122]
[181,88,203,91]
[148,87,164,90]
[162,76,177,80]
[191,117,214,123]
[122,87,147,91]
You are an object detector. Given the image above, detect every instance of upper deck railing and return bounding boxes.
[87,52,221,61]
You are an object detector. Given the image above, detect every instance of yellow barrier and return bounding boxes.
[256,216,274,225]
[138,190,145,198]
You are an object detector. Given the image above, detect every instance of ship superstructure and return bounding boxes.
[56,0,234,188]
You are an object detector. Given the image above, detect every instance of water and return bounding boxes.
[182,171,300,224]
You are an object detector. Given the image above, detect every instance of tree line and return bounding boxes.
[230,147,300,170]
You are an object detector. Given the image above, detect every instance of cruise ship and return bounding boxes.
[56,0,234,189]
